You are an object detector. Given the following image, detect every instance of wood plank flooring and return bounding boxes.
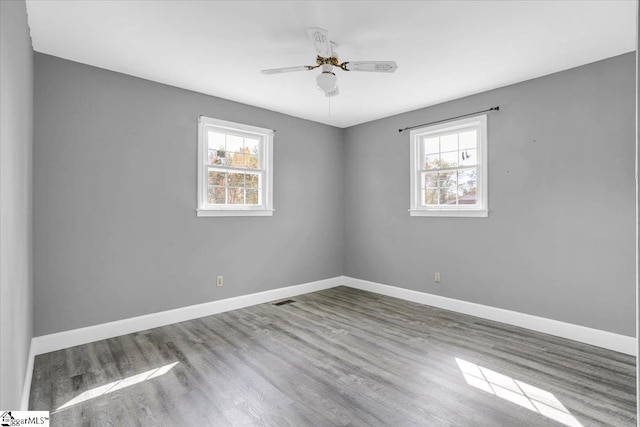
[29,286,636,426]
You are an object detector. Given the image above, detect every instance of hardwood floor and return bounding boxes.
[29,286,636,426]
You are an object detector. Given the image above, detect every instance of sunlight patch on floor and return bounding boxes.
[455,358,583,427]
[56,362,179,411]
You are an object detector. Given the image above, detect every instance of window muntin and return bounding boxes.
[197,117,273,217]
[410,115,487,217]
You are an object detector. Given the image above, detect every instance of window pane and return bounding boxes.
[424,153,439,169]
[244,154,259,169]
[210,149,227,166]
[208,186,226,204]
[459,130,477,150]
[458,168,477,186]
[459,168,477,205]
[440,133,458,153]
[208,170,226,186]
[440,187,457,205]
[423,137,440,155]
[224,152,243,168]
[460,148,477,166]
[458,192,477,205]
[441,170,457,190]
[226,134,243,152]
[424,188,439,206]
[245,172,260,189]
[227,187,244,204]
[244,138,260,155]
[440,151,458,168]
[208,149,216,165]
[440,170,458,205]
[228,172,245,188]
[422,171,438,189]
[246,189,259,205]
[438,170,456,187]
[208,132,225,150]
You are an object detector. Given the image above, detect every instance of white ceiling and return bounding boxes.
[26,1,636,128]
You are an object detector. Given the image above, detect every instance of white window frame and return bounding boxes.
[409,114,488,217]
[196,116,274,217]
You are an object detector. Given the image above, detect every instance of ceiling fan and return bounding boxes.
[261,27,398,97]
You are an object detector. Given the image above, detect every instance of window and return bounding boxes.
[409,114,488,217]
[197,116,274,217]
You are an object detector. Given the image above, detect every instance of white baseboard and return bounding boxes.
[20,339,35,410]
[343,276,636,356]
[32,276,343,356]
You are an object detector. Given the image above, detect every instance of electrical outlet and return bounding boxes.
[434,272,441,283]
[216,275,224,287]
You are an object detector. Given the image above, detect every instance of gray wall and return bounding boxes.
[33,54,344,336]
[0,0,34,409]
[344,53,636,337]
[34,51,636,338]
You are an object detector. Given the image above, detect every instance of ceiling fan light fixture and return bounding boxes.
[316,71,337,93]
[260,27,397,97]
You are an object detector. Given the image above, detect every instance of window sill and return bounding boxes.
[409,209,488,218]
[196,208,274,217]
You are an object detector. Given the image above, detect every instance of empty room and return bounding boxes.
[1,0,638,426]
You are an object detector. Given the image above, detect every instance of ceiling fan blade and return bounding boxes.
[343,61,398,73]
[325,86,339,97]
[261,65,314,75]
[306,27,332,58]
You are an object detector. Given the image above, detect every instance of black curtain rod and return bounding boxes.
[398,106,500,133]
